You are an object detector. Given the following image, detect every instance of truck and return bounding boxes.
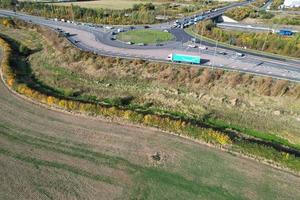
[277,29,294,36]
[167,53,201,64]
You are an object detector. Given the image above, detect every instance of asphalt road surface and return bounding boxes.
[0,4,300,82]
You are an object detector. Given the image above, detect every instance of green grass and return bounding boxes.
[1,121,300,199]
[117,29,174,44]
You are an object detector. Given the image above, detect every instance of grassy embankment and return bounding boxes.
[189,20,300,58]
[224,1,300,26]
[117,29,174,44]
[1,19,300,173]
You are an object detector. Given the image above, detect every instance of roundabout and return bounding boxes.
[116,29,175,45]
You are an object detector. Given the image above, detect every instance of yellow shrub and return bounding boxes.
[205,130,232,145]
[58,100,68,108]
[46,96,56,105]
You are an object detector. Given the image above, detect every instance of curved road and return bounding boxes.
[0,3,300,81]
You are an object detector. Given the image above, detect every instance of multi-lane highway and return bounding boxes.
[216,22,299,33]
[0,1,300,82]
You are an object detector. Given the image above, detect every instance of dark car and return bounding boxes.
[217,51,227,55]
[144,25,150,29]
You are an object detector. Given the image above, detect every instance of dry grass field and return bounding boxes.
[51,0,171,10]
[1,49,300,199]
[1,22,300,199]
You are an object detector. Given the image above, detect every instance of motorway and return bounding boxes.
[217,22,299,33]
[1,2,300,82]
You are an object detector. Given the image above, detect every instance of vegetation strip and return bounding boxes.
[1,23,300,173]
[185,27,297,61]
[191,20,300,58]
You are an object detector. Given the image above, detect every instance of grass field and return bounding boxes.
[51,0,167,10]
[1,52,300,199]
[117,29,174,44]
[1,22,300,199]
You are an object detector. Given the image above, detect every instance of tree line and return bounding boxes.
[0,1,158,25]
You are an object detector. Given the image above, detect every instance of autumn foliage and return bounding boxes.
[0,36,232,146]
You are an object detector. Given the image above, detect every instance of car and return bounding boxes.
[163,29,169,33]
[156,43,164,46]
[126,41,134,45]
[188,44,197,48]
[117,28,124,33]
[110,36,116,40]
[111,32,117,35]
[236,52,245,57]
[218,51,227,55]
[191,38,200,43]
[137,43,146,46]
[144,25,150,29]
[61,19,65,22]
[74,40,80,43]
[129,26,135,30]
[105,26,113,30]
[198,46,208,50]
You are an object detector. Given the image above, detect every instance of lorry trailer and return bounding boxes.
[167,53,201,64]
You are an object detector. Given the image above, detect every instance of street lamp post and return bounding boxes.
[212,40,218,68]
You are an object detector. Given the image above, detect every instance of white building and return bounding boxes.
[283,0,300,8]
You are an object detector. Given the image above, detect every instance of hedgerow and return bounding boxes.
[0,37,231,146]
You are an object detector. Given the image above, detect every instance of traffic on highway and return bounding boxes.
[1,0,300,82]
